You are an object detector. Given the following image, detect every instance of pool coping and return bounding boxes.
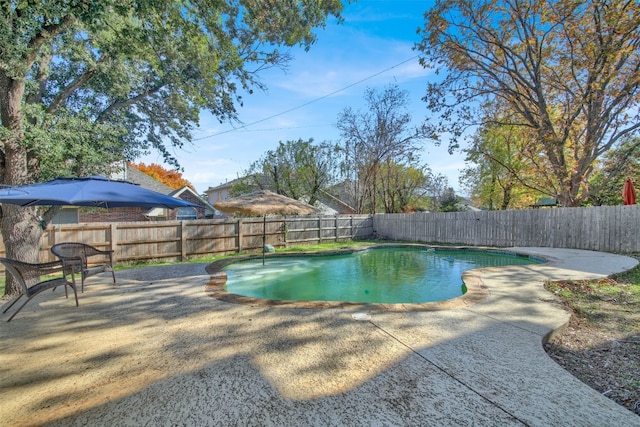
[204,243,547,311]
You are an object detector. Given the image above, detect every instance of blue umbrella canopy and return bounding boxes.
[0,176,201,209]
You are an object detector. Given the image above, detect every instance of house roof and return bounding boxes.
[124,165,174,195]
[205,176,254,193]
[317,189,357,214]
[123,164,215,216]
[170,187,216,213]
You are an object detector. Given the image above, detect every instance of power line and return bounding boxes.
[194,55,420,141]
[227,124,331,133]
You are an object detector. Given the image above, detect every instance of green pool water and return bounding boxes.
[222,247,542,304]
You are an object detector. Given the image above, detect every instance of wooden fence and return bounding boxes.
[373,205,640,253]
[24,215,374,264]
[1,205,638,270]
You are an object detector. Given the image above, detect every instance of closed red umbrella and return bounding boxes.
[623,178,636,205]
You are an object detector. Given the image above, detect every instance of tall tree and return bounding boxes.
[438,187,461,212]
[243,139,340,205]
[0,0,344,294]
[377,162,429,213]
[417,0,640,207]
[423,173,449,212]
[336,85,429,213]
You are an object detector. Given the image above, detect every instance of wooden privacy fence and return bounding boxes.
[1,205,638,271]
[26,215,374,264]
[373,205,640,253]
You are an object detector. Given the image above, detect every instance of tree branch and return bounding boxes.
[96,84,165,122]
[25,14,76,69]
[47,68,97,114]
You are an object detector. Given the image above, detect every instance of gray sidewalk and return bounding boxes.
[1,248,639,426]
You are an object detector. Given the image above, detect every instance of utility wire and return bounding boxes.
[194,54,420,141]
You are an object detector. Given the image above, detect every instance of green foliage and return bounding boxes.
[587,137,640,206]
[244,138,340,204]
[0,0,345,290]
[26,106,128,181]
[438,187,462,212]
[230,179,254,197]
[377,162,429,213]
[1,0,346,177]
[461,112,552,210]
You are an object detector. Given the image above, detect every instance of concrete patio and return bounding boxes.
[1,247,639,426]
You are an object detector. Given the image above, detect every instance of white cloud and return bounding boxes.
[183,158,244,192]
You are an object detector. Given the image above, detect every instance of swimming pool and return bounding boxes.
[215,246,542,305]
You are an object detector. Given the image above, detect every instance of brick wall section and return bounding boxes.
[79,207,165,223]
[77,193,207,223]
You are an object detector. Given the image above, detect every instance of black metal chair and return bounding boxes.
[51,243,116,292]
[1,258,78,322]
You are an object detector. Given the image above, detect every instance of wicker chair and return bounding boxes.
[51,243,116,292]
[1,258,78,322]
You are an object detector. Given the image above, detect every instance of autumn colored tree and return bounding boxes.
[418,0,640,207]
[377,162,429,213]
[461,108,552,210]
[130,163,195,191]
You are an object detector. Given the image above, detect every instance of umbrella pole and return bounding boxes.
[262,215,266,265]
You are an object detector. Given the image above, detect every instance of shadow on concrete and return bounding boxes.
[1,259,638,426]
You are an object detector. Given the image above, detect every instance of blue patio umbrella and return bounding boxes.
[0,175,201,209]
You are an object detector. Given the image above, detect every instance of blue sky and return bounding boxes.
[141,0,467,194]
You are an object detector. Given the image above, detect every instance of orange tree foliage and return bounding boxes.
[130,163,195,191]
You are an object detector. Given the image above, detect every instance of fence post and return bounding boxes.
[335,215,339,241]
[283,217,288,246]
[180,221,187,261]
[110,223,118,264]
[318,215,322,244]
[350,215,354,239]
[51,226,60,261]
[237,218,243,253]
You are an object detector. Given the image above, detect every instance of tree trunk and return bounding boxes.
[0,73,45,295]
[0,211,45,299]
[500,185,511,210]
[557,176,583,208]
[1,205,42,259]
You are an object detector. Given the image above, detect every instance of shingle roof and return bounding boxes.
[125,165,174,195]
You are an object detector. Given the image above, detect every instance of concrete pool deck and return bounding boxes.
[1,247,639,426]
